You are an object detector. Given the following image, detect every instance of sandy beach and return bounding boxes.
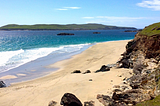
[0,40,132,106]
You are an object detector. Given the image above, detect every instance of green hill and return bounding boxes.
[139,22,160,36]
[0,23,136,30]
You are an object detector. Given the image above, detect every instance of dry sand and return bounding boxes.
[0,40,132,106]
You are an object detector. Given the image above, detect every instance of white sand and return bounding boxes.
[0,40,132,106]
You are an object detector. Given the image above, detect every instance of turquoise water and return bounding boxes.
[0,30,136,73]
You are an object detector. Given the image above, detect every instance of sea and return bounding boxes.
[0,30,136,84]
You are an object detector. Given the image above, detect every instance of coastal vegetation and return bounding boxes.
[139,22,160,36]
[0,23,136,30]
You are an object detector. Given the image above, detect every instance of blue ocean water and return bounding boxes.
[0,30,136,74]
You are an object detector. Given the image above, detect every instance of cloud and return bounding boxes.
[82,16,146,22]
[56,7,81,11]
[96,16,145,20]
[64,7,81,9]
[82,17,94,19]
[137,0,160,11]
[56,8,68,11]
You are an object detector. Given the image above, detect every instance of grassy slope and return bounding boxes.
[0,24,136,30]
[136,95,160,106]
[139,22,160,36]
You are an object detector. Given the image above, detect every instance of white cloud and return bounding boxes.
[82,17,94,19]
[56,8,68,11]
[64,7,81,9]
[56,7,81,11]
[137,0,160,11]
[96,16,145,20]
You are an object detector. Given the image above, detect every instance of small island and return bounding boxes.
[124,29,142,32]
[93,32,101,34]
[57,33,74,36]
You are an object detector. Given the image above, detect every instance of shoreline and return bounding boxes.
[0,43,93,85]
[0,39,132,85]
[0,40,133,106]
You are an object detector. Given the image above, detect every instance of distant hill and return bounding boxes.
[0,24,136,30]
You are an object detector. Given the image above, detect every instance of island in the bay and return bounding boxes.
[0,23,136,30]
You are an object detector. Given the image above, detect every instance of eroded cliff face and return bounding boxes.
[118,32,160,69]
[97,23,160,106]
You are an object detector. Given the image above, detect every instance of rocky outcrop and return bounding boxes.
[117,33,160,69]
[60,93,82,106]
[97,23,160,106]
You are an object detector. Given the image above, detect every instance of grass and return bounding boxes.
[136,95,160,106]
[139,22,160,36]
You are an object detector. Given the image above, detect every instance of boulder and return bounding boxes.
[0,80,6,88]
[95,65,110,73]
[48,101,57,106]
[60,93,82,106]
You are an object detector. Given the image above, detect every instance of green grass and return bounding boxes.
[136,95,160,106]
[0,23,136,30]
[139,22,160,36]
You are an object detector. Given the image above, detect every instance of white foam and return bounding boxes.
[0,43,90,73]
[0,49,24,66]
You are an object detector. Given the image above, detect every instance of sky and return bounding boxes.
[0,0,160,28]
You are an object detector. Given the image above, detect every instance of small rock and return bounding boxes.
[89,79,93,81]
[123,77,127,81]
[84,100,95,106]
[118,75,122,77]
[48,100,57,106]
[112,89,122,94]
[83,70,91,74]
[157,27,160,30]
[113,85,120,88]
[123,80,127,84]
[129,72,132,75]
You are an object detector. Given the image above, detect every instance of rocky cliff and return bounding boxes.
[97,22,160,106]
